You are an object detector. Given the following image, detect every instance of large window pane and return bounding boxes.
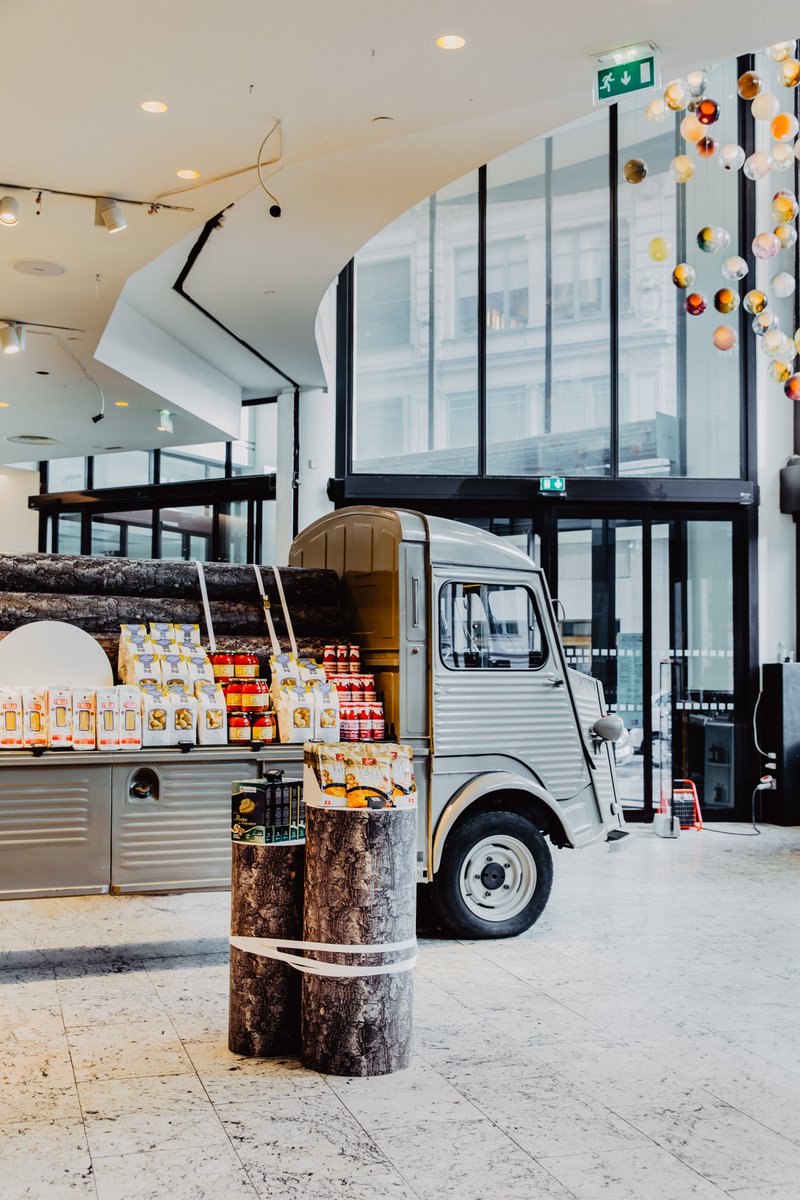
[353,175,479,473]
[48,458,85,492]
[160,444,227,483]
[93,451,151,489]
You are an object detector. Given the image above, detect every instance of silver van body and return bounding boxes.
[290,506,626,892]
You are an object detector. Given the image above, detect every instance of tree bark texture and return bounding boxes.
[229,842,305,1057]
[300,806,417,1077]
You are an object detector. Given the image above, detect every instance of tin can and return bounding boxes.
[228,712,251,743]
[361,673,376,702]
[348,644,361,673]
[234,653,259,679]
[251,712,277,743]
[371,702,385,741]
[323,645,337,671]
[340,705,359,741]
[336,644,348,674]
[357,703,372,741]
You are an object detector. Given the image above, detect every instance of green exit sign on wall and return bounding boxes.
[539,476,566,495]
[593,42,660,105]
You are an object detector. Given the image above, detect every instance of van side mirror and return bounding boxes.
[592,715,625,742]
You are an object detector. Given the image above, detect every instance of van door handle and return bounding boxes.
[544,673,565,688]
[412,577,421,627]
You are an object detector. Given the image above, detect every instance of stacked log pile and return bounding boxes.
[0,554,345,675]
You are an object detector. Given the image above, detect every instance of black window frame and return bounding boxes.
[438,580,550,672]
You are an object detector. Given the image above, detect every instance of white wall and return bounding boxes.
[0,468,39,553]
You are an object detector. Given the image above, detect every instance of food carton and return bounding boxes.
[96,687,120,751]
[117,686,142,750]
[0,688,23,749]
[197,686,227,746]
[20,688,48,749]
[141,688,170,748]
[72,689,97,751]
[47,686,72,749]
[169,692,198,746]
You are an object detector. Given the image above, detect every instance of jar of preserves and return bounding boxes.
[252,712,277,743]
[224,681,243,710]
[211,652,235,681]
[241,680,270,711]
[234,653,259,679]
[228,712,251,743]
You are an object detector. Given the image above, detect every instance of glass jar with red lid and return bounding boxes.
[234,653,259,679]
[241,680,270,711]
[210,652,235,681]
[228,712,251,742]
[252,712,277,743]
[224,681,243,710]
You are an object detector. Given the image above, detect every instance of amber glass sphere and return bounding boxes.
[672,263,696,289]
[737,71,762,99]
[685,292,707,315]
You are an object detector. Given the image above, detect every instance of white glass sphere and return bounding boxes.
[670,155,695,183]
[762,329,785,357]
[712,325,737,352]
[645,97,667,124]
[719,143,746,172]
[753,231,782,259]
[772,272,797,299]
[768,41,796,63]
[687,69,708,97]
[744,151,774,180]
[771,142,795,171]
[680,114,704,142]
[722,255,748,281]
[664,79,691,111]
[752,92,780,121]
[753,311,779,336]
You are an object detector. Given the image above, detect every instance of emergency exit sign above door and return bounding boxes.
[592,42,660,105]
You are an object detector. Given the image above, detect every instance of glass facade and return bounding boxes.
[350,58,747,480]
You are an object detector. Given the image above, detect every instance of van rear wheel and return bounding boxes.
[432,810,553,939]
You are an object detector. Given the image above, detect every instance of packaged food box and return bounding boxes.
[303,742,347,807]
[95,688,120,751]
[141,688,170,748]
[345,746,393,808]
[169,692,198,745]
[197,686,227,746]
[72,689,97,751]
[47,686,72,749]
[276,683,313,743]
[19,687,48,749]
[231,777,304,844]
[118,686,142,750]
[0,689,23,749]
[311,680,340,743]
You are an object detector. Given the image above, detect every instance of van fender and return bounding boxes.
[431,771,573,874]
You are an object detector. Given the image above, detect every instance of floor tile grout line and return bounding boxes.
[56,986,101,1200]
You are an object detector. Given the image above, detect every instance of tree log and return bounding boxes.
[300,806,417,1077]
[229,842,305,1057]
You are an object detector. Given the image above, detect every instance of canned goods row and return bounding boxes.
[228,711,278,744]
[340,702,385,742]
[330,674,377,702]
[223,680,271,711]
[210,652,260,680]
[323,644,361,674]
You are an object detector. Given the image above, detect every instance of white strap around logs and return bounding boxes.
[229,935,418,978]
[195,561,217,653]
[252,565,281,657]
[271,564,298,660]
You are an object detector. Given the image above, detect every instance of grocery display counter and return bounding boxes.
[0,745,304,899]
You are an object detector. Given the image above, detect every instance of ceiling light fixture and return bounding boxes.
[0,196,19,225]
[436,34,466,50]
[176,169,200,180]
[141,100,168,113]
[0,403,9,408]
[94,197,127,234]
[115,401,128,407]
[157,409,173,434]
[0,323,24,354]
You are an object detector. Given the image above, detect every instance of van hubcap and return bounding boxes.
[460,835,537,923]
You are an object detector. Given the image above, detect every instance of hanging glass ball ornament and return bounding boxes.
[754,231,781,259]
[680,114,704,142]
[771,112,799,142]
[794,328,800,353]
[771,142,795,171]
[696,98,720,125]
[648,236,671,262]
[772,271,797,299]
[785,374,800,401]
[623,158,648,184]
[768,41,796,63]
[670,155,695,183]
[775,223,798,250]
[738,71,763,99]
[714,288,740,314]
[778,333,796,359]
[778,59,800,87]
[752,92,780,121]
[744,289,768,314]
[722,255,748,281]
[696,136,718,158]
[753,310,779,336]
[744,151,774,180]
[672,263,696,289]
[664,79,691,111]
[719,144,746,172]
[712,325,738,352]
[685,292,707,315]
[687,69,708,97]
[697,226,730,253]
[771,190,799,222]
[769,359,792,382]
[646,97,668,123]
[762,330,786,358]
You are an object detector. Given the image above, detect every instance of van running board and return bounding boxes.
[606,829,632,845]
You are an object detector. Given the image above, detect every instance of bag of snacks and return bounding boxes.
[72,688,97,751]
[388,743,417,807]
[303,742,347,808]
[173,623,201,647]
[298,657,326,684]
[311,680,340,742]
[47,686,72,749]
[196,685,227,746]
[185,654,215,685]
[0,689,23,749]
[276,683,313,743]
[160,653,191,689]
[20,688,48,749]
[169,692,198,745]
[149,622,176,645]
[118,686,142,750]
[130,653,163,688]
[95,687,120,751]
[269,653,299,702]
[141,688,170,748]
[345,746,393,808]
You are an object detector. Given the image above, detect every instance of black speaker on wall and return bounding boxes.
[760,663,800,825]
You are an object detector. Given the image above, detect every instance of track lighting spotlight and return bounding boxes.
[157,409,173,434]
[0,323,24,354]
[0,196,19,225]
[94,197,127,234]
[91,411,105,424]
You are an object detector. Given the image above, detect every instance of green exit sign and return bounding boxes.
[593,42,660,105]
[539,476,566,495]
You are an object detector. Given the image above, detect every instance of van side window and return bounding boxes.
[439,582,549,670]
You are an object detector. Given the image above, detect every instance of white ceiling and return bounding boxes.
[1,1,798,465]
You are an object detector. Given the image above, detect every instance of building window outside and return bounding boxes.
[356,257,412,351]
[552,225,607,322]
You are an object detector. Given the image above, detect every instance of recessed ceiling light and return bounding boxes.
[0,402,9,408]
[141,100,168,113]
[372,115,394,123]
[35,370,49,376]
[115,401,129,407]
[436,34,466,50]
[6,434,61,445]
[13,260,66,277]
[176,169,200,180]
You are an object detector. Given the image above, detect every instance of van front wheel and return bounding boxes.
[432,811,553,939]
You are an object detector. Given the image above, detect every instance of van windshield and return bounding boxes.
[439,582,548,670]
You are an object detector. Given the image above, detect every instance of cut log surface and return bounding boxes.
[229,841,305,1057]
[300,805,417,1077]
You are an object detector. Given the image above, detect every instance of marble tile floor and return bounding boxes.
[1,824,800,1199]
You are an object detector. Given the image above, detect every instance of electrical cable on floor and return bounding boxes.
[702,785,762,837]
